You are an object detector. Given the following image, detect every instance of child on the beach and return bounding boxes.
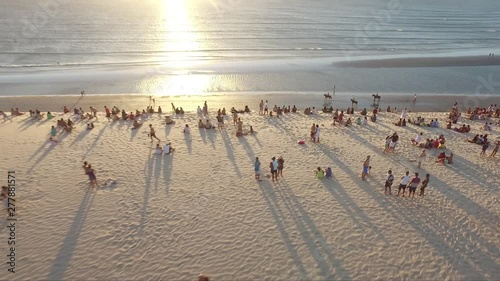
[385,170,394,195]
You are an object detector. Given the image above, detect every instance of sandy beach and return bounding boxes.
[0,94,498,280]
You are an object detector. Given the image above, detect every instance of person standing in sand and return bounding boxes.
[385,170,394,195]
[259,100,264,115]
[270,157,278,182]
[419,174,430,196]
[254,157,261,180]
[264,100,269,115]
[315,125,321,143]
[148,124,160,142]
[397,171,410,197]
[417,149,426,168]
[310,123,316,142]
[87,165,98,187]
[490,141,499,157]
[361,156,370,180]
[480,142,489,155]
[277,156,284,177]
[237,118,243,137]
[407,172,420,198]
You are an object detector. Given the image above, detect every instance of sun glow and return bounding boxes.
[151,0,209,96]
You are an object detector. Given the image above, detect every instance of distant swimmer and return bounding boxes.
[413,94,417,103]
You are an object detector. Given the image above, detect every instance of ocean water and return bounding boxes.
[0,0,499,96]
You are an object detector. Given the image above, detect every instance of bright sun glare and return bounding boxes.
[150,0,209,96]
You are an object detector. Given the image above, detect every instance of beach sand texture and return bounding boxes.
[0,96,499,280]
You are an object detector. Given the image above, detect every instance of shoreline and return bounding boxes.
[1,93,498,113]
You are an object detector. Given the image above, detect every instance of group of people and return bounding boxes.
[384,170,430,198]
[253,156,285,182]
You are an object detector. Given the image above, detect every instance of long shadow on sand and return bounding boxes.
[140,149,163,233]
[47,189,95,280]
[259,179,351,279]
[348,130,500,230]
[220,129,242,177]
[316,142,495,279]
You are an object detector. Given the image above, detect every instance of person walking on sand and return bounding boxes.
[490,141,499,157]
[361,156,370,180]
[148,124,160,142]
[417,149,426,168]
[407,172,420,198]
[254,157,261,180]
[397,171,410,197]
[277,156,284,177]
[419,174,430,196]
[232,112,238,127]
[385,170,394,195]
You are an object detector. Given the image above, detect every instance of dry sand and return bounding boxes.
[0,94,499,280]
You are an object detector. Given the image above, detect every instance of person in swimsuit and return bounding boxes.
[277,156,284,177]
[254,157,261,180]
[419,174,430,196]
[270,157,278,182]
[361,156,370,180]
[407,172,421,198]
[148,124,160,142]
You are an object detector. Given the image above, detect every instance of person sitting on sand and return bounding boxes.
[244,105,250,113]
[204,119,215,129]
[63,124,73,133]
[183,124,191,134]
[356,117,361,125]
[158,106,162,113]
[155,144,164,155]
[141,110,148,119]
[304,108,311,115]
[86,123,94,130]
[436,152,446,165]
[221,108,226,115]
[446,121,452,129]
[50,125,57,140]
[370,114,377,122]
[163,142,174,154]
[316,167,325,178]
[386,106,392,113]
[132,120,142,129]
[360,108,367,115]
[345,118,352,127]
[362,116,368,125]
[165,116,174,125]
[198,119,204,128]
[412,132,423,145]
[128,112,135,120]
[121,110,127,120]
[395,118,403,126]
[292,105,297,113]
[325,167,332,178]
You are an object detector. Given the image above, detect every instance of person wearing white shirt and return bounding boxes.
[183,124,191,134]
[197,106,202,115]
[412,132,423,145]
[400,108,407,120]
[163,143,174,154]
[397,171,411,197]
